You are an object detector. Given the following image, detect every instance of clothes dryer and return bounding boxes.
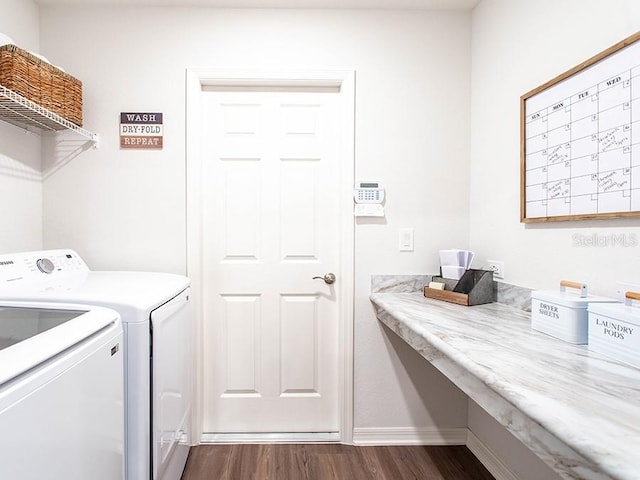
[0,250,192,480]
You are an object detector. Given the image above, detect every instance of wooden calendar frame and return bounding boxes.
[521,31,640,223]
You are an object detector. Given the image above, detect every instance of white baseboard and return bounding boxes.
[352,427,467,446]
[466,430,519,480]
[200,432,340,444]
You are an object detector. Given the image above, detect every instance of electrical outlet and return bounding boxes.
[487,260,504,279]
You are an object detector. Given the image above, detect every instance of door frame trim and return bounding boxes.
[185,67,355,444]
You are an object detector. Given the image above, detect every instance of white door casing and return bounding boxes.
[185,69,355,443]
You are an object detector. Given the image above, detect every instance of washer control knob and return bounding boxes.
[36,258,55,274]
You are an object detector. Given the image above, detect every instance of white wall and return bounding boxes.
[469,0,640,476]
[39,7,472,436]
[0,0,42,253]
[470,0,640,297]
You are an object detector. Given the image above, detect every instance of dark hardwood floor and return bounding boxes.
[181,444,496,480]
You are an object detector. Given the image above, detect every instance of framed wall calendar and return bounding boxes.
[521,31,640,222]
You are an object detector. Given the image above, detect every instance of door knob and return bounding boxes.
[313,272,336,285]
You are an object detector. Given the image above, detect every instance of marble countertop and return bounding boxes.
[370,292,640,480]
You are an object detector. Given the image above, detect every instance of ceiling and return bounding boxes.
[34,0,480,10]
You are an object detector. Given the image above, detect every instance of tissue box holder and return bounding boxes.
[424,269,494,306]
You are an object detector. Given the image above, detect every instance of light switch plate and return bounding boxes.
[399,228,414,252]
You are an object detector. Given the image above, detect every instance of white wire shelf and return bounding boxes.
[0,84,99,148]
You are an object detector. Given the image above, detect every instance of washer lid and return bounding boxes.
[0,302,120,386]
[0,307,84,352]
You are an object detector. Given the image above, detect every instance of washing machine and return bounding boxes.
[0,249,192,480]
[0,300,124,480]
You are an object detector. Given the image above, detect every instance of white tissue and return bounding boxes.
[440,266,466,280]
[439,249,475,280]
[439,249,474,269]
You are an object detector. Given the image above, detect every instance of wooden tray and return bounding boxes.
[423,287,471,306]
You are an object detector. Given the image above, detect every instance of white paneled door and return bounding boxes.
[201,88,342,434]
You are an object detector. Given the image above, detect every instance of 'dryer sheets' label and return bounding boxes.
[537,301,560,319]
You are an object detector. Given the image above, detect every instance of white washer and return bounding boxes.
[0,300,124,480]
[0,249,192,480]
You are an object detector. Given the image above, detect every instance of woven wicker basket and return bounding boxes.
[0,44,82,126]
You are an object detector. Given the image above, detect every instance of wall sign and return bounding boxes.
[120,112,163,149]
[521,31,640,223]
